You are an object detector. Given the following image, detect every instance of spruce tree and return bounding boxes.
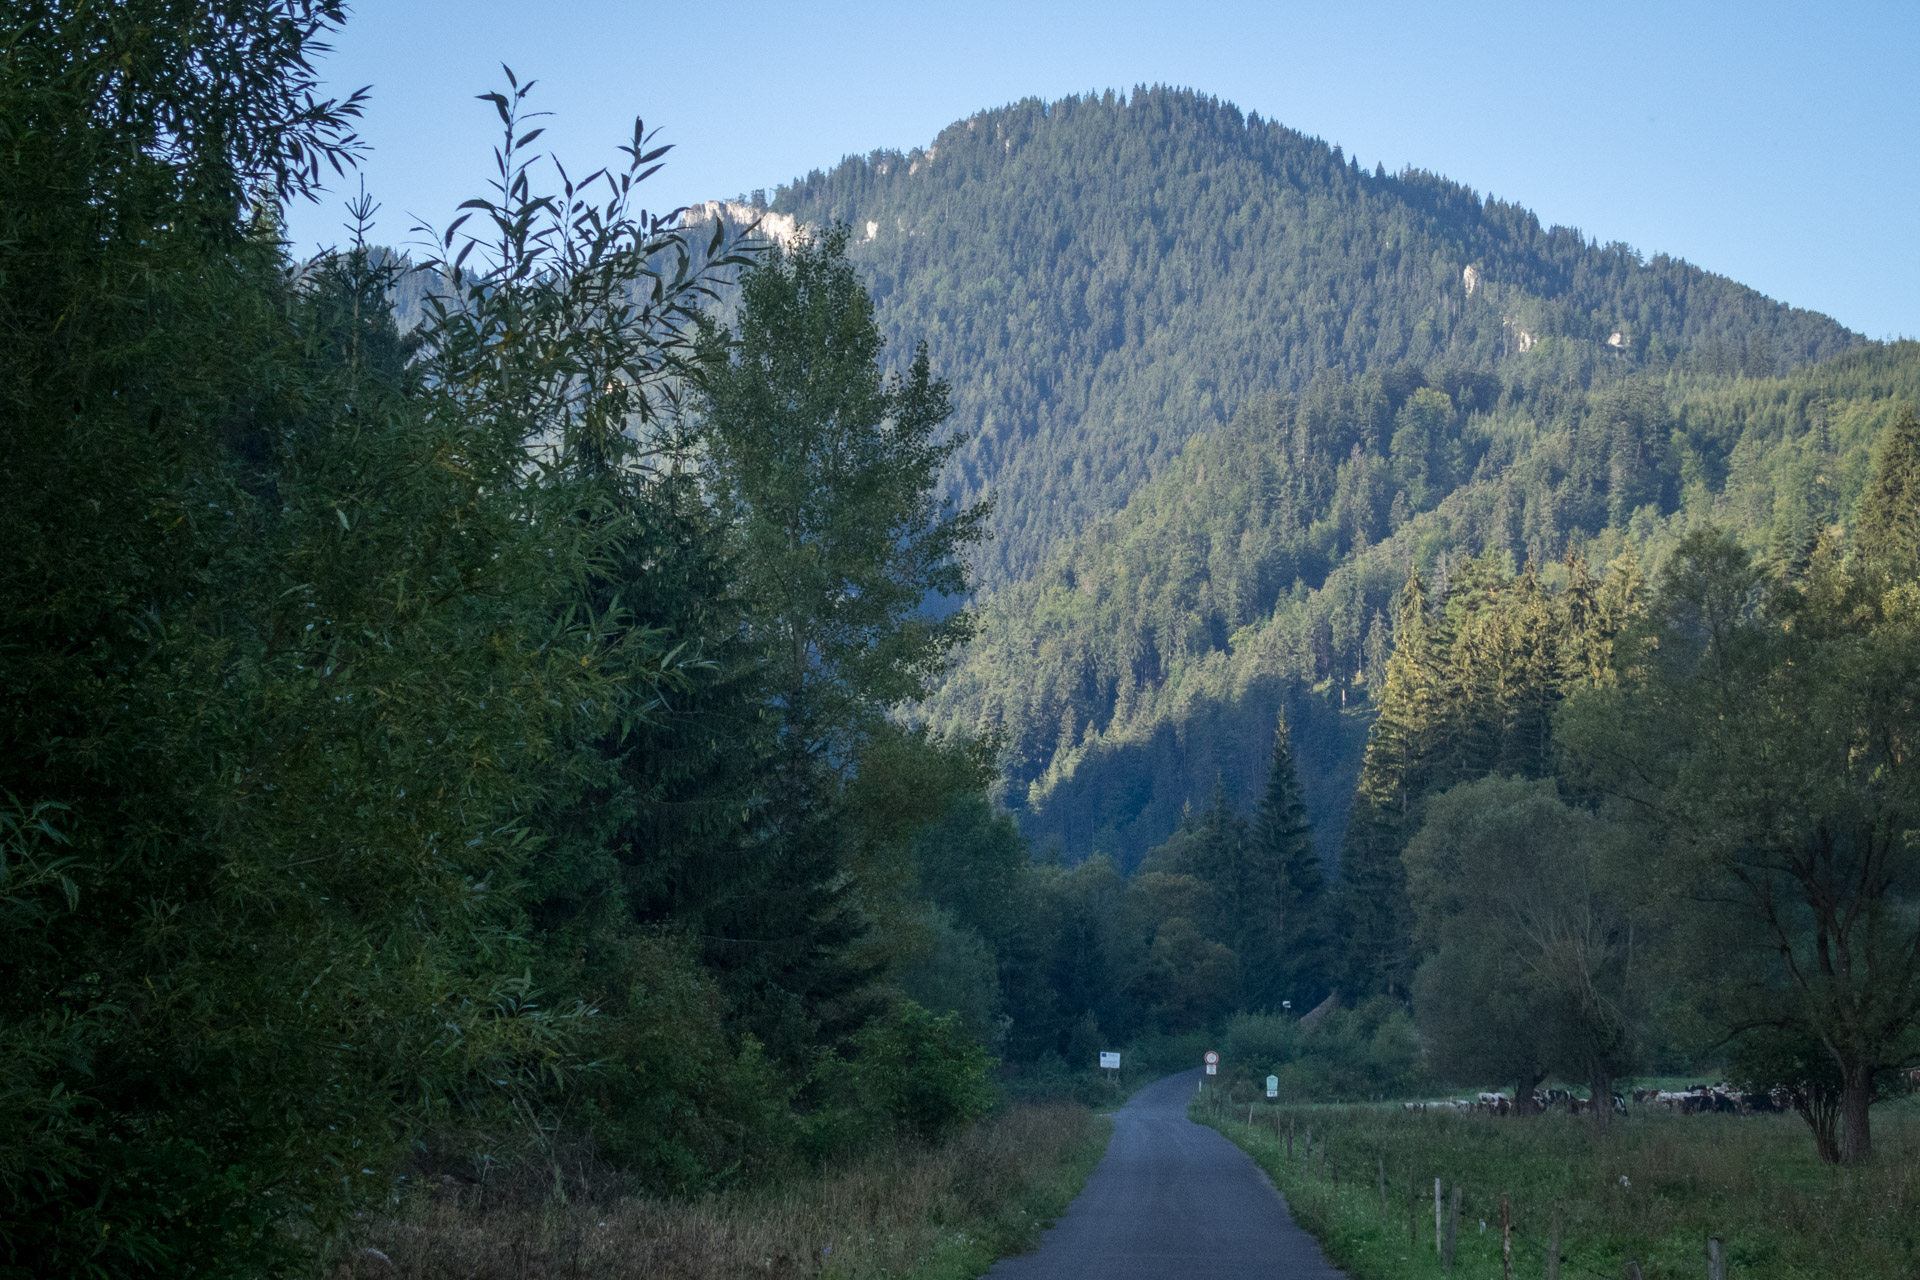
[1252,708,1328,1007]
[1856,405,1920,583]
[1335,570,1434,997]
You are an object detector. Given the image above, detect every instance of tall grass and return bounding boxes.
[331,1103,1106,1280]
[1197,1092,1920,1279]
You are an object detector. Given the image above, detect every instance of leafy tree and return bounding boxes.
[1335,549,1646,1000]
[912,791,1030,950]
[688,224,991,1069]
[697,223,988,758]
[1723,1024,1904,1165]
[0,6,618,1269]
[999,857,1126,1061]
[1560,523,1920,1163]
[1405,777,1646,1125]
[838,1002,994,1145]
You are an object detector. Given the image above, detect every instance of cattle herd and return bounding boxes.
[1403,1083,1776,1117]
[1398,1069,1920,1118]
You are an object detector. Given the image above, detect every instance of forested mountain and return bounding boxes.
[11,9,1915,1266]
[772,87,1862,585]
[925,342,1920,867]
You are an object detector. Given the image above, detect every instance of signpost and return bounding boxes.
[1099,1051,1121,1070]
[1266,1074,1279,1098]
[1204,1050,1219,1076]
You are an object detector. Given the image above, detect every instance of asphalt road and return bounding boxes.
[988,1069,1346,1280]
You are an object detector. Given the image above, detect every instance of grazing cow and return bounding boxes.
[1640,1081,1763,1115]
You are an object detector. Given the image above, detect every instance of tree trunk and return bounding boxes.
[1514,1068,1546,1117]
[1589,1067,1612,1134]
[1840,1061,1874,1164]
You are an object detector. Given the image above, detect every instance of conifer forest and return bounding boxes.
[4,4,1920,1278]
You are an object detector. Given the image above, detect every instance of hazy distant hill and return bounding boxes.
[772,87,1861,586]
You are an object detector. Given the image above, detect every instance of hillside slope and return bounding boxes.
[772,87,1861,585]
[924,343,1920,867]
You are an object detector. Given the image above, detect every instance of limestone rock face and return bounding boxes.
[1463,264,1480,297]
[683,199,800,248]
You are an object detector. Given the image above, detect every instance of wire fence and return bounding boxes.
[1203,1099,1695,1280]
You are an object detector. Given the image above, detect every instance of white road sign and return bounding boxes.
[1266,1075,1279,1098]
[1100,1051,1121,1070]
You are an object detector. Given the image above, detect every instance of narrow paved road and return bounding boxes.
[988,1069,1346,1280]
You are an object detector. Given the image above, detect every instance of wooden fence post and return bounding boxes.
[1377,1157,1387,1215]
[1434,1179,1443,1256]
[1443,1185,1461,1271]
[1287,1118,1295,1160]
[1707,1236,1726,1280]
[1501,1194,1512,1280]
[1305,1124,1312,1158]
[1548,1204,1562,1280]
[1409,1177,1418,1246]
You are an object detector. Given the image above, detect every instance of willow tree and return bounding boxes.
[1561,515,1920,1164]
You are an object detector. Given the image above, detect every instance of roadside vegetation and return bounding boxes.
[1197,1091,1920,1280]
[333,1102,1106,1280]
[0,6,1099,1275]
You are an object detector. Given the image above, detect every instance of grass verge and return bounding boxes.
[1194,1091,1920,1280]
[333,1102,1108,1280]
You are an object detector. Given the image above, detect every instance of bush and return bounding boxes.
[855,1002,995,1143]
[803,1000,995,1160]
[1225,997,1430,1102]
[1224,1012,1304,1070]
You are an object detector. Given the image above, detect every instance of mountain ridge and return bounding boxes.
[767,86,1862,585]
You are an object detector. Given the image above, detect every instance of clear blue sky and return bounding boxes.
[285,1,1919,340]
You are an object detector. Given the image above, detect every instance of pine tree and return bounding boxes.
[1191,771,1244,895]
[1251,708,1328,1007]
[1335,570,1434,997]
[1856,405,1920,583]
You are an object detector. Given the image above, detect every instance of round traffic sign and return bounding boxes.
[1204,1050,1219,1064]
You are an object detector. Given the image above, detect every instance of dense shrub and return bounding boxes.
[1224,998,1429,1102]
